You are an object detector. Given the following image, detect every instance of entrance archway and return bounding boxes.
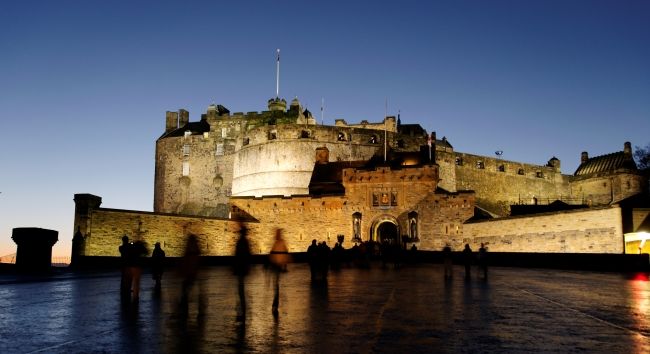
[370,215,401,245]
[377,222,399,245]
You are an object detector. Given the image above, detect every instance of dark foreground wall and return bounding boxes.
[417,251,650,272]
[73,251,649,272]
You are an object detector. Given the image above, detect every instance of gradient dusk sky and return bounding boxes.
[1,0,649,258]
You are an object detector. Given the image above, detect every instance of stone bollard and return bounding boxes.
[12,228,58,272]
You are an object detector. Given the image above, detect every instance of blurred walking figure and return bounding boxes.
[233,222,251,321]
[129,240,148,302]
[119,235,132,301]
[307,239,318,280]
[462,244,473,280]
[443,244,453,279]
[180,234,203,316]
[269,228,289,317]
[151,242,165,293]
[478,243,488,279]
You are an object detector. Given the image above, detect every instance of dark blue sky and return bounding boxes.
[1,0,649,257]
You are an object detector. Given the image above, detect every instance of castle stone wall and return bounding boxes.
[231,164,475,253]
[463,207,623,253]
[154,129,235,217]
[452,152,571,215]
[232,124,385,197]
[82,209,245,257]
[571,172,647,205]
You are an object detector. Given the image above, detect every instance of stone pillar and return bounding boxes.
[12,228,58,272]
[72,194,102,266]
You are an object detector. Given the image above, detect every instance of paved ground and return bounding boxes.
[0,263,649,353]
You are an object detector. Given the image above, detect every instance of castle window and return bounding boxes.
[182,144,190,156]
[337,132,346,141]
[536,171,543,178]
[269,131,277,140]
[518,168,525,175]
[391,192,398,206]
[369,135,378,144]
[498,164,505,172]
[455,157,463,166]
[242,137,250,146]
[216,144,224,156]
[476,161,484,169]
[182,161,190,176]
[221,127,228,138]
[300,130,310,139]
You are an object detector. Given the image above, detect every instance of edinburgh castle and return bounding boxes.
[72,96,650,262]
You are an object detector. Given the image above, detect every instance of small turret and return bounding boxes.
[206,104,218,120]
[268,97,287,111]
[289,97,302,112]
[547,157,561,172]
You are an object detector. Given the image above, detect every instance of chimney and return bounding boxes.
[581,151,589,164]
[165,111,178,132]
[315,147,330,164]
[179,109,189,128]
[624,141,632,157]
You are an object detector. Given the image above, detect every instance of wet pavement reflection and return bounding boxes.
[0,264,648,353]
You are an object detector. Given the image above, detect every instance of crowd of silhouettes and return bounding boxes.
[117,226,489,326]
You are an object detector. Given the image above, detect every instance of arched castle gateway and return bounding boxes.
[71,96,649,262]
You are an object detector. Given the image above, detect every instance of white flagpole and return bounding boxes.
[384,98,388,162]
[276,49,280,98]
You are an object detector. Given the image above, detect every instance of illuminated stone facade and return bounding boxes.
[154,98,645,218]
[71,97,648,260]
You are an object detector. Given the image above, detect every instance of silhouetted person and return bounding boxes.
[151,242,165,293]
[180,234,203,315]
[269,229,289,317]
[234,222,251,321]
[443,244,453,279]
[331,242,343,271]
[478,243,488,279]
[127,240,148,301]
[317,241,330,279]
[119,235,132,301]
[462,244,473,279]
[307,239,318,280]
[410,243,418,263]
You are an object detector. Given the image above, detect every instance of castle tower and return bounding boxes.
[268,97,287,111]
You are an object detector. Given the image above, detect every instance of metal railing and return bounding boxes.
[0,254,71,267]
